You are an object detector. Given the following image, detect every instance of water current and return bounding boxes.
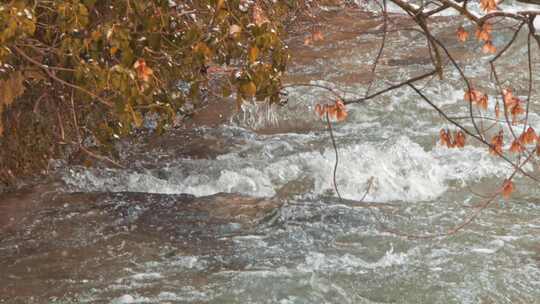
[1,5,540,304]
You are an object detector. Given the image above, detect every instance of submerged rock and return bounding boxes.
[0,189,282,302]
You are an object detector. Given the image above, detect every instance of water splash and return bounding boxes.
[63,133,510,203]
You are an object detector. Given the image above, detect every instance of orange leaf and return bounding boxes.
[248,46,259,63]
[489,131,504,155]
[454,130,466,148]
[523,126,538,144]
[193,42,213,63]
[477,94,488,110]
[509,139,525,154]
[475,23,492,42]
[494,102,500,119]
[464,89,482,103]
[501,180,514,199]
[457,26,469,42]
[312,30,324,42]
[133,59,153,82]
[482,41,496,54]
[480,0,497,12]
[502,88,514,105]
[439,129,450,147]
[510,102,525,119]
[518,133,526,146]
[315,100,348,122]
[240,81,257,98]
[503,88,522,115]
[326,105,337,118]
[334,100,348,122]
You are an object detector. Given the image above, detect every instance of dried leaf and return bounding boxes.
[509,139,524,154]
[482,40,496,54]
[490,131,504,155]
[477,94,488,110]
[193,42,213,63]
[501,180,514,199]
[510,102,525,119]
[454,130,466,148]
[439,129,450,147]
[312,30,324,42]
[457,26,469,42]
[480,0,497,12]
[315,100,347,122]
[0,71,25,137]
[248,46,259,63]
[216,0,225,10]
[0,71,25,107]
[464,89,482,103]
[502,88,513,105]
[133,59,153,82]
[523,126,538,144]
[475,23,492,42]
[334,100,348,122]
[240,81,257,97]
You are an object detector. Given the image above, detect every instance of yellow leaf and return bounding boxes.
[216,0,225,10]
[248,46,259,63]
[194,42,213,63]
[240,81,257,98]
[0,71,25,137]
[0,71,25,107]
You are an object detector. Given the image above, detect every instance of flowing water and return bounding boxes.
[2,7,540,304]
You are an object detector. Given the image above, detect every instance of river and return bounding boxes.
[1,6,540,304]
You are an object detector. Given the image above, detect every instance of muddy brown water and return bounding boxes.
[2,7,540,304]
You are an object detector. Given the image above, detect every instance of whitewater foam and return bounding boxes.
[63,134,510,202]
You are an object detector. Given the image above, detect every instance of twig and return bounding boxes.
[409,83,539,182]
[69,90,124,169]
[326,111,342,201]
[11,45,113,108]
[345,70,438,105]
[364,0,388,97]
[359,177,375,203]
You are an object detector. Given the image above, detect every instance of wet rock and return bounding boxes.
[0,191,282,302]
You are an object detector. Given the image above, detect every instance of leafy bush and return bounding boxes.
[0,0,306,183]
